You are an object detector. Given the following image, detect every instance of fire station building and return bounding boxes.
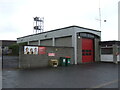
[17,26,101,65]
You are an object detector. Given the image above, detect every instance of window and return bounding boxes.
[80,33,95,38]
[82,53,85,55]
[82,49,92,56]
[82,50,85,52]
[101,48,113,54]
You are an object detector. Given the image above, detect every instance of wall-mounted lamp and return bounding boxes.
[44,34,47,38]
[78,36,81,39]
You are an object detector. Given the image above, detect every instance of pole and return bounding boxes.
[2,47,3,70]
[99,0,101,30]
[33,17,34,34]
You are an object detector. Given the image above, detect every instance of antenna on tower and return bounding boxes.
[96,0,107,31]
[33,17,44,34]
[99,0,101,30]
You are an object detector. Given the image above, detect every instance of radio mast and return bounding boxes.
[99,0,101,30]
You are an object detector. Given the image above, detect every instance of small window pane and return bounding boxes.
[82,53,85,55]
[101,48,113,54]
[82,50,85,52]
[86,53,89,55]
[89,53,91,55]
[89,50,91,52]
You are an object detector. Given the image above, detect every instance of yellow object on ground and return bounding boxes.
[49,59,59,67]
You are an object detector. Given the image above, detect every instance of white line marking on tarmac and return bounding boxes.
[85,79,118,90]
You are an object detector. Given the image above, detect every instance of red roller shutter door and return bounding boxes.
[82,38,94,63]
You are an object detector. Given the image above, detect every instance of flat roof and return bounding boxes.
[0,40,17,47]
[24,45,73,48]
[17,25,101,39]
[100,40,120,45]
[0,40,16,42]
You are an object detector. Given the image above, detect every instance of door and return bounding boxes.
[82,38,94,63]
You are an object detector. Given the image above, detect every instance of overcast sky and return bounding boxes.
[0,0,119,41]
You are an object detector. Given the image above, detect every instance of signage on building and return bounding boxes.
[48,53,55,56]
[24,46,38,55]
[38,47,46,54]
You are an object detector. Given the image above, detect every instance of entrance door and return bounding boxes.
[82,38,94,63]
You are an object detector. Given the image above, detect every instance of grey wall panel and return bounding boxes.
[77,37,82,63]
[17,27,75,43]
[94,38,101,62]
[29,41,38,45]
[55,36,72,47]
[40,39,52,46]
[19,46,74,68]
